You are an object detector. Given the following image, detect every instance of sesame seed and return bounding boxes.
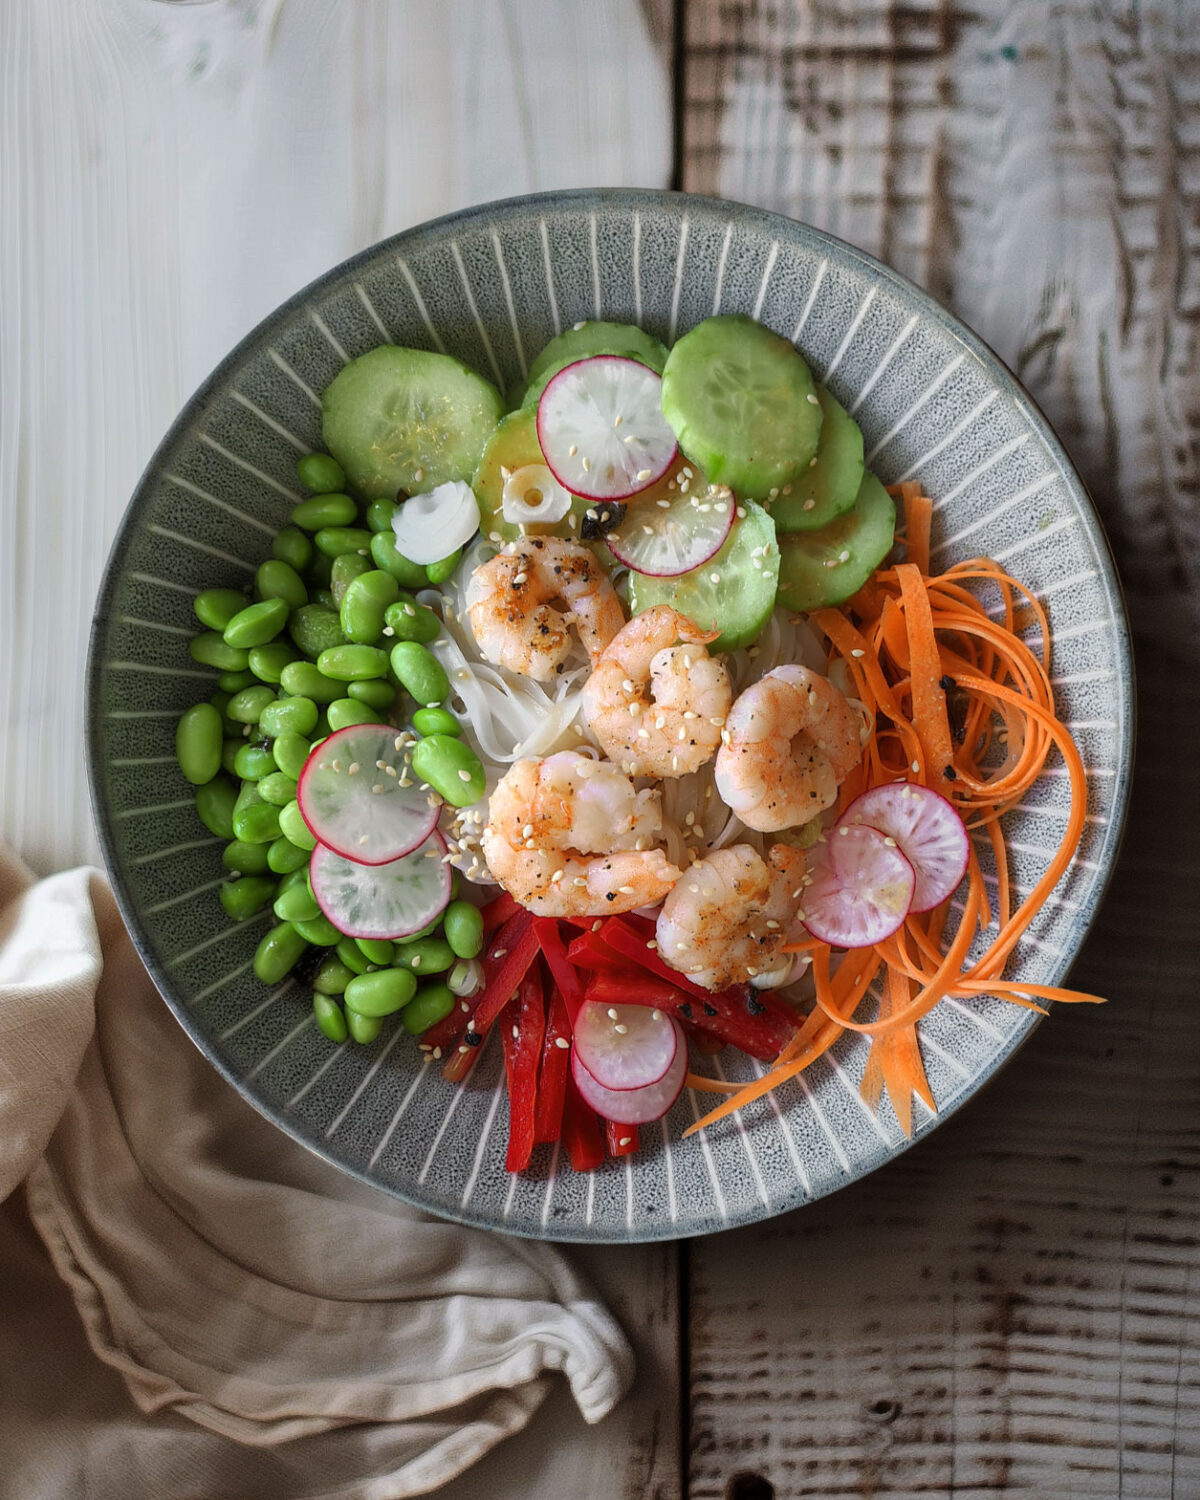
[851,648,865,658]
[433,1046,443,1060]
[618,885,636,895]
[332,759,343,771]
[359,834,370,845]
[607,1007,619,1020]
[581,457,591,472]
[807,393,820,405]
[839,549,851,563]
[568,444,578,457]
[348,762,360,775]
[709,572,720,583]
[736,505,746,518]
[782,484,792,495]
[512,1024,520,1039]
[457,768,472,782]
[614,1023,629,1034]
[614,414,624,427]
[555,1036,570,1049]
[824,559,839,569]
[802,498,816,511]
[884,837,897,847]
[618,1135,632,1147]
[636,468,653,482]
[629,702,641,717]
[912,761,920,772]
[573,320,586,331]
[710,716,725,727]
[747,966,758,976]
[493,948,508,959]
[677,727,686,741]
[657,499,671,509]
[651,1008,662,1020]
[412,956,423,969]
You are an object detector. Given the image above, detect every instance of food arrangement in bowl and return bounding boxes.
[170,306,1103,1177]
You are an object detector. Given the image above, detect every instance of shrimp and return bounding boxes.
[714,665,863,831]
[582,605,732,778]
[481,750,682,916]
[466,536,626,681]
[656,843,808,991]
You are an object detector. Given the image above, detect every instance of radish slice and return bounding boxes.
[391,480,480,565]
[571,1021,688,1124]
[297,725,439,866]
[801,824,916,949]
[310,829,452,940]
[838,783,970,913]
[537,357,677,501]
[573,1000,679,1092]
[605,481,735,577]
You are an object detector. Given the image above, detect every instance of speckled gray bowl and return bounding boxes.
[87,190,1133,1242]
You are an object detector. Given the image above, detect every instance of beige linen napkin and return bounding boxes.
[0,847,633,1499]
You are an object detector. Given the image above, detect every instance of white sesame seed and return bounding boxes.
[851,648,865,658]
[884,837,897,847]
[802,498,816,511]
[348,762,360,775]
[651,1008,662,1020]
[555,1036,570,1049]
[457,768,472,782]
[806,393,820,405]
[709,572,720,583]
[568,444,578,458]
[657,499,671,509]
[358,834,370,845]
[581,457,591,472]
[607,1007,619,1020]
[736,505,746,518]
[614,1023,629,1035]
[839,549,851,563]
[636,468,653,482]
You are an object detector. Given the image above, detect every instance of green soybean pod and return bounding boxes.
[267,835,309,875]
[313,993,349,1043]
[278,799,317,850]
[232,784,282,844]
[306,549,334,588]
[317,644,389,682]
[369,530,428,588]
[194,588,247,631]
[346,678,396,711]
[272,731,312,780]
[233,743,275,780]
[272,525,313,573]
[314,954,356,995]
[297,453,346,494]
[291,493,357,531]
[223,597,290,650]
[346,1008,383,1044]
[425,548,462,585]
[293,913,341,946]
[247,642,299,685]
[330,551,371,608]
[384,595,441,644]
[260,693,320,738]
[443,899,484,959]
[221,738,242,776]
[288,603,346,660]
[225,684,277,725]
[391,936,456,976]
[253,922,309,985]
[401,981,456,1036]
[314,526,373,558]
[218,668,257,694]
[223,838,272,875]
[340,570,400,644]
[189,632,249,672]
[366,498,397,533]
[176,702,223,785]
[411,706,461,738]
[389,640,450,707]
[273,882,320,923]
[258,771,299,807]
[255,559,307,611]
[195,777,238,838]
[279,660,343,704]
[220,876,277,921]
[355,937,395,966]
[411,734,484,808]
[336,937,371,975]
[327,698,384,731]
[344,967,417,1018]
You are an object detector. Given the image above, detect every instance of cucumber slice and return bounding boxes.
[629,499,779,652]
[322,346,504,501]
[769,387,865,533]
[521,321,668,409]
[661,315,822,501]
[776,472,896,612]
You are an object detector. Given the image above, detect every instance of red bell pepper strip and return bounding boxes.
[533,978,571,1145]
[480,890,521,933]
[501,966,545,1172]
[562,1078,605,1172]
[533,917,587,1023]
[423,907,534,1055]
[597,917,713,1000]
[469,914,541,1038]
[605,1120,639,1157]
[582,968,792,1061]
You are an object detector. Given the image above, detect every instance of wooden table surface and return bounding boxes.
[4,2,1196,1496]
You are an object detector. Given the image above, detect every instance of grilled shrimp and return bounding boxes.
[481,750,681,916]
[714,665,863,831]
[656,843,808,991]
[465,536,625,681]
[582,605,732,778]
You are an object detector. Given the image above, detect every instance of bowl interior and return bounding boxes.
[88,190,1133,1242]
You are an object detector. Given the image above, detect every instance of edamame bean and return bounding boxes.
[384,595,441,644]
[425,548,462,585]
[294,913,340,946]
[344,967,417,1018]
[233,743,276,780]
[312,587,335,609]
[218,669,257,693]
[247,642,299,685]
[314,954,356,995]
[369,530,427,588]
[272,731,311,780]
[291,493,357,530]
[330,552,371,608]
[314,526,372,558]
[411,734,484,808]
[412,706,461,738]
[278,800,317,849]
[316,644,389,681]
[443,899,484,959]
[306,550,334,588]
[327,698,384,731]
[176,702,222,784]
[195,777,237,838]
[232,784,282,844]
[267,835,309,874]
[276,865,311,896]
[366,499,397,532]
[355,937,395,966]
[221,739,241,775]
[260,693,320,737]
[297,453,346,494]
[401,981,456,1036]
[194,588,247,631]
[223,597,290,650]
[391,936,455,976]
[336,937,370,975]
[279,661,342,705]
[254,558,306,610]
[395,913,444,944]
[253,922,309,985]
[287,604,346,659]
[225,685,277,725]
[273,882,320,923]
[258,771,298,806]
[272,525,313,572]
[346,1008,383,1044]
[210,690,231,717]
[223,838,272,875]
[346,678,396,711]
[389,641,450,707]
[340,570,400,644]
[313,993,348,1043]
[190,632,249,672]
[220,876,276,920]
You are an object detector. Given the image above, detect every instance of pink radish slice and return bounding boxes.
[838,783,970,913]
[605,481,735,577]
[297,724,438,866]
[801,824,916,949]
[570,1021,688,1124]
[309,829,452,940]
[573,1000,679,1092]
[537,357,677,501]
